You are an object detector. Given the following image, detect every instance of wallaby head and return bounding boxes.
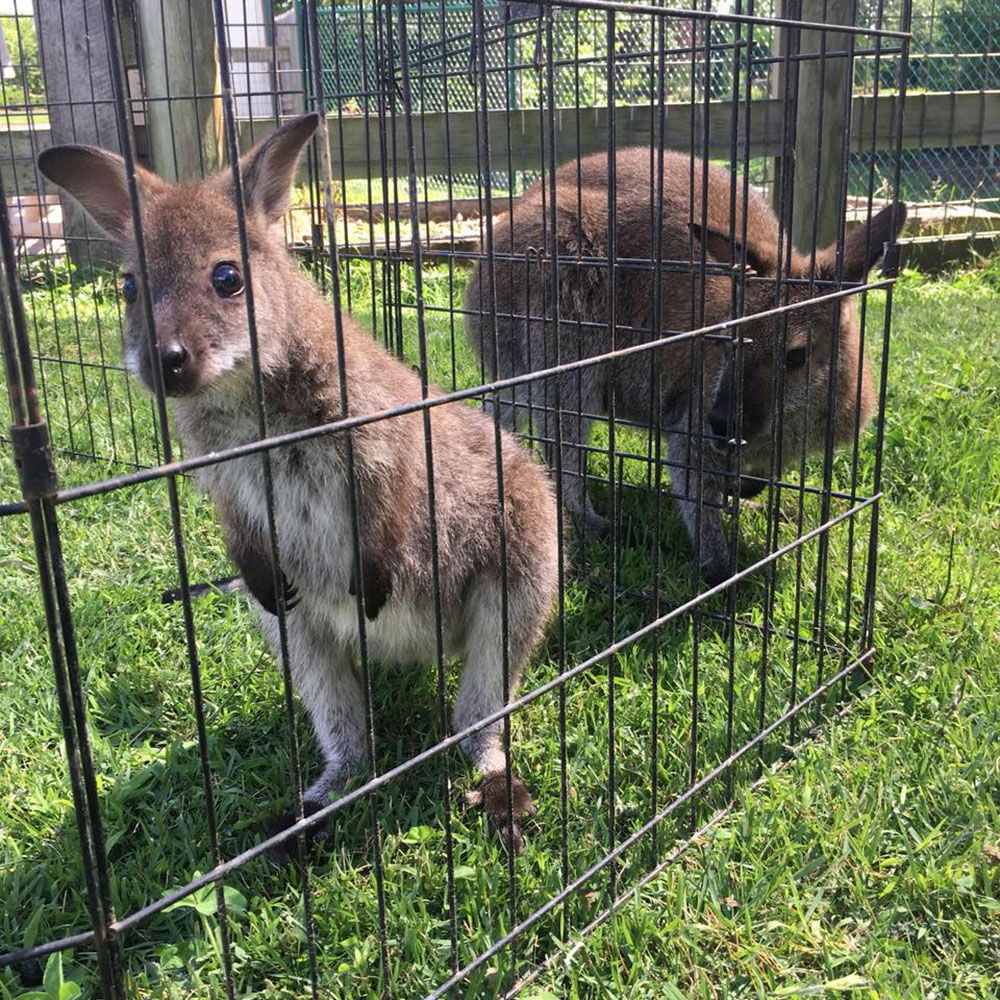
[699,200,907,468]
[37,113,322,398]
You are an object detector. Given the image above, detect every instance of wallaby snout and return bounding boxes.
[133,336,192,396]
[707,365,737,452]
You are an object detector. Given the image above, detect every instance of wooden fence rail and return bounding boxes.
[2,90,997,197]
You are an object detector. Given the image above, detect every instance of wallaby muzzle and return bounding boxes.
[707,365,739,453]
[139,337,196,396]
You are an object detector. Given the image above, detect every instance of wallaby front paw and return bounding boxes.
[702,557,735,589]
[581,510,612,542]
[467,772,536,855]
[263,799,331,864]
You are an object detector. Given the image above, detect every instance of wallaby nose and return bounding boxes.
[161,342,187,372]
[159,342,189,394]
[708,408,731,447]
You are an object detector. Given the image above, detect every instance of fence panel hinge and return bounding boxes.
[10,421,59,500]
[882,241,902,279]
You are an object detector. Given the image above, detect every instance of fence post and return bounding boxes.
[35,0,130,266]
[769,0,788,217]
[135,0,223,182]
[789,0,855,251]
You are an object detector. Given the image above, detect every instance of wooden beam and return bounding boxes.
[135,0,222,182]
[790,0,855,250]
[853,89,1000,150]
[13,91,1000,195]
[34,0,131,266]
[900,231,1000,271]
[304,90,1000,181]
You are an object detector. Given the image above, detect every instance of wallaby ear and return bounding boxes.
[37,145,162,242]
[689,221,770,275]
[837,201,908,281]
[237,113,321,223]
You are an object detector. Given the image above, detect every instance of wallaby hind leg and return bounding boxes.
[455,581,543,853]
[257,611,366,858]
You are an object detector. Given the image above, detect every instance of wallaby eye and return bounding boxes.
[211,262,244,298]
[785,347,808,372]
[122,273,137,303]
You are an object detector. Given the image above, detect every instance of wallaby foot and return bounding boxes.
[701,554,736,589]
[580,508,612,542]
[264,798,332,864]
[467,772,536,854]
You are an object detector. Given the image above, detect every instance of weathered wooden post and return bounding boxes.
[770,0,855,251]
[135,0,223,182]
[35,0,129,266]
[790,0,855,251]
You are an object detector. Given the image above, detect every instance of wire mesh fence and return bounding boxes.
[0,0,934,996]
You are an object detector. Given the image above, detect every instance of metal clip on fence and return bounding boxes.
[882,239,902,278]
[10,421,58,500]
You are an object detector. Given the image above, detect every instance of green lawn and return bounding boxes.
[0,258,998,999]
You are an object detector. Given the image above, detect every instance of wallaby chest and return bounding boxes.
[180,400,353,590]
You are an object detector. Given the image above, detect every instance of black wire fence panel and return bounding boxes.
[2,0,909,996]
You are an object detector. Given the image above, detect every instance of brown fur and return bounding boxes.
[464,147,905,583]
[38,116,559,853]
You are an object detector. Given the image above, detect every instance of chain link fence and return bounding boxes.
[0,1,993,248]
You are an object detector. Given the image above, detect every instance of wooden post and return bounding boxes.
[35,0,130,266]
[790,0,855,251]
[769,0,788,217]
[135,0,222,182]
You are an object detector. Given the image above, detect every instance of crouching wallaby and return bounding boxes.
[38,114,559,854]
[465,147,906,585]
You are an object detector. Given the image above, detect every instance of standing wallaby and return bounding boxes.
[465,147,906,585]
[38,114,559,853]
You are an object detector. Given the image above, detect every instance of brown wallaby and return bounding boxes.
[464,147,906,585]
[38,114,559,854]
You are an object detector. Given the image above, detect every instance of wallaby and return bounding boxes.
[464,147,906,585]
[38,114,559,854]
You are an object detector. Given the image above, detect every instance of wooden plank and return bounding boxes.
[790,0,855,249]
[852,90,1000,151]
[12,91,1000,195]
[900,231,1000,271]
[346,193,1000,231]
[0,124,45,200]
[309,90,1000,180]
[35,0,129,266]
[341,196,488,223]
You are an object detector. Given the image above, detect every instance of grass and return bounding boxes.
[0,255,998,999]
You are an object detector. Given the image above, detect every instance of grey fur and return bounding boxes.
[464,147,906,585]
[38,115,559,853]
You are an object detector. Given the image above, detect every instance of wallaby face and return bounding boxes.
[37,116,318,398]
[705,288,854,462]
[705,202,906,467]
[39,116,560,856]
